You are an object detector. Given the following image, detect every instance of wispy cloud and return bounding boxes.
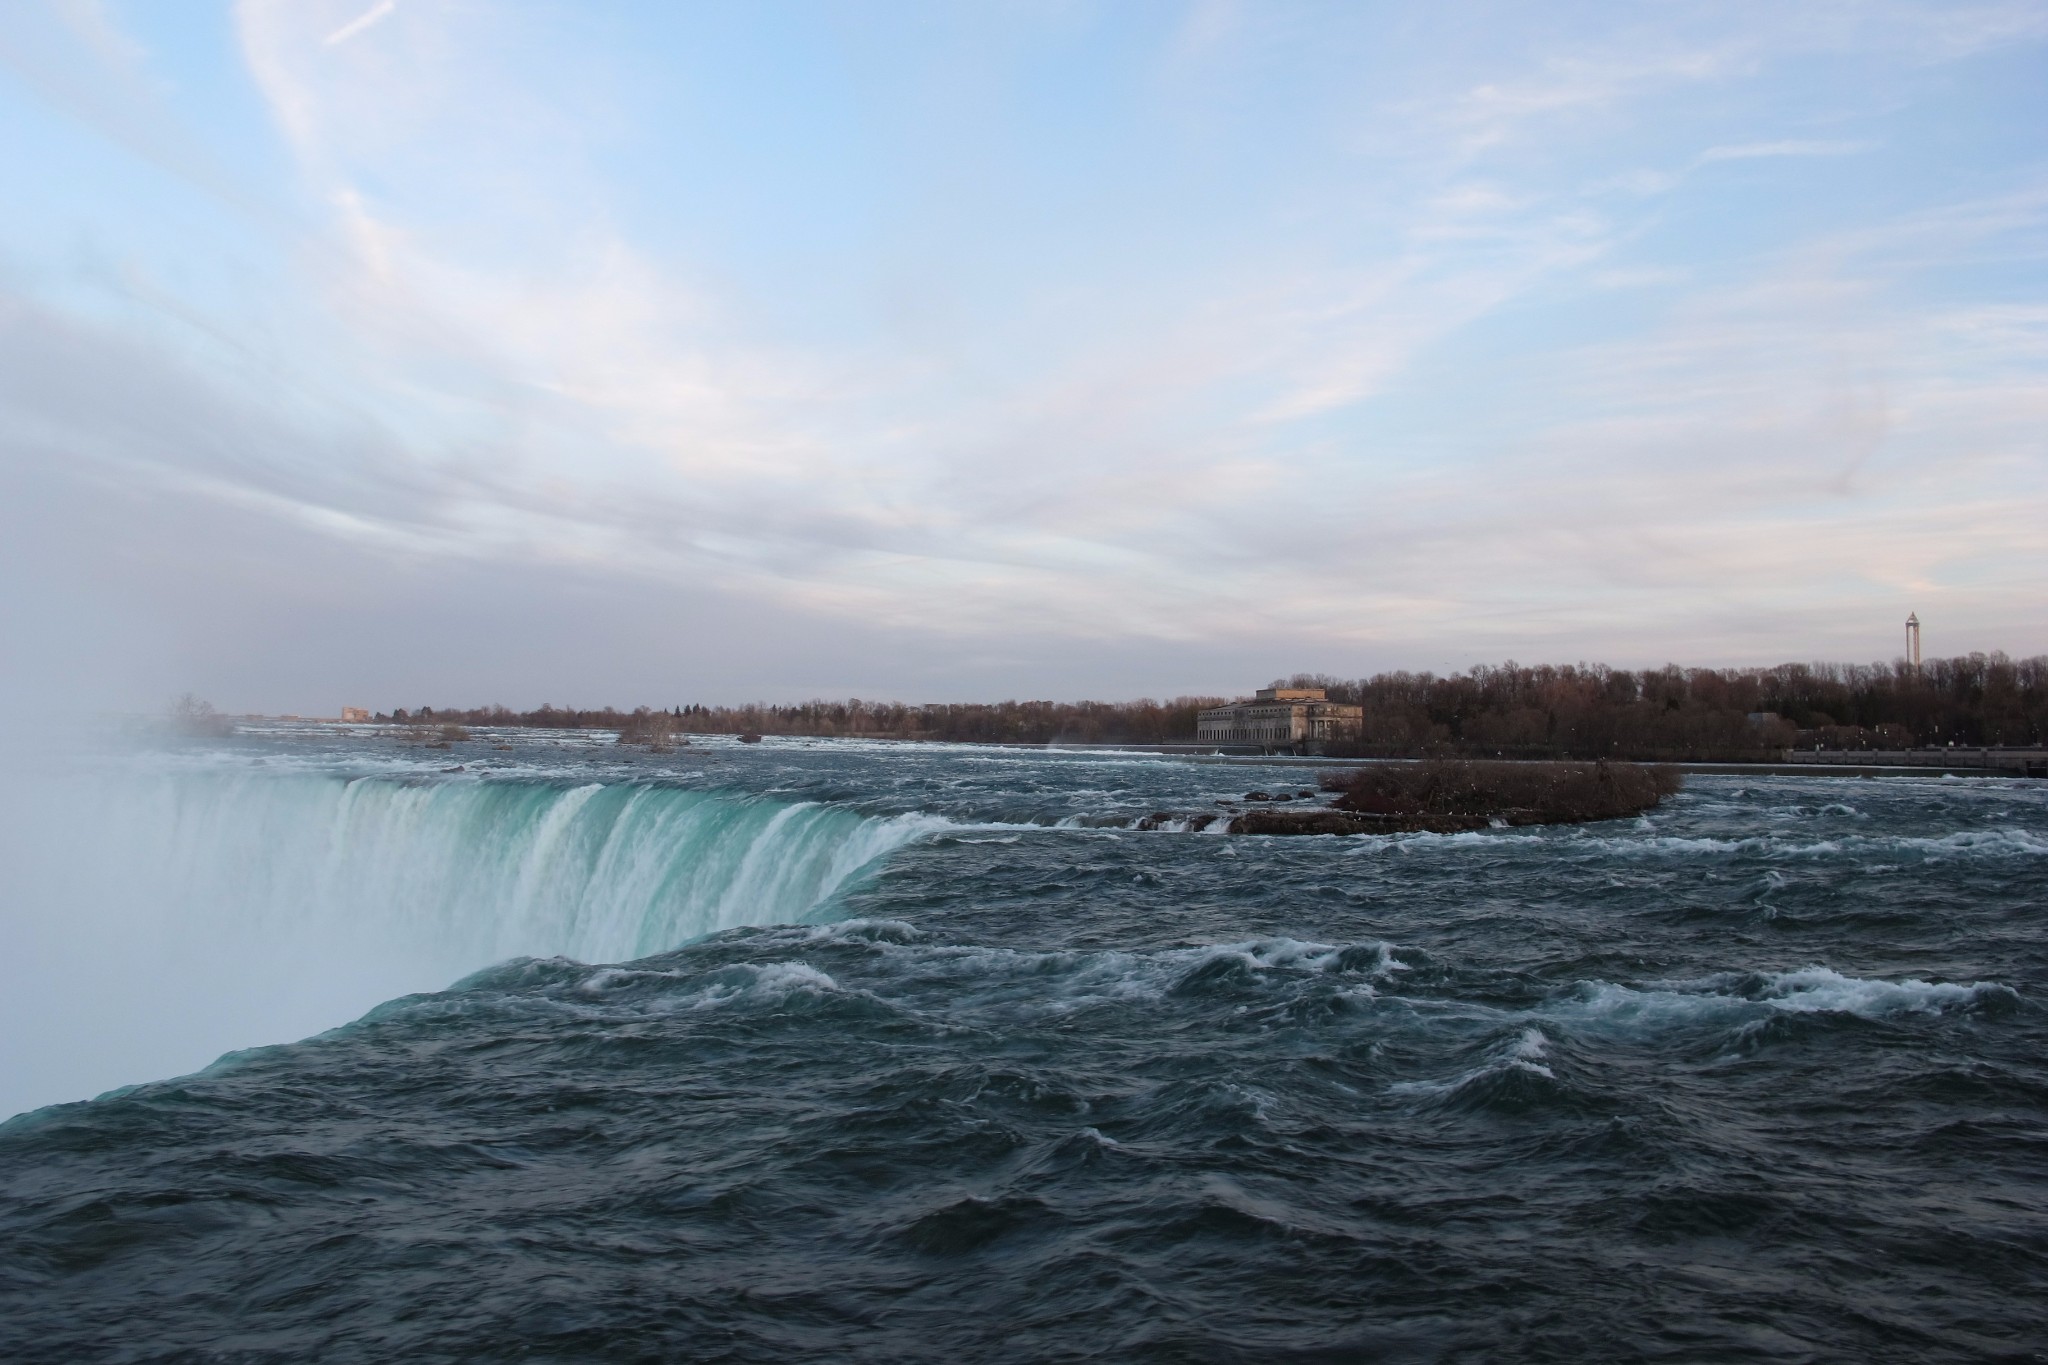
[49,0,145,72]
[1697,139,1873,164]
[1444,46,1748,154]
[323,0,395,48]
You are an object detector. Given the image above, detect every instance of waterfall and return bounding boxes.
[0,765,924,1115]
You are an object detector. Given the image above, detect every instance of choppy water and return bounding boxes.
[2,730,2045,1362]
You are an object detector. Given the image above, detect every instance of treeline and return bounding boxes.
[379,697,1225,746]
[1291,653,2047,759]
[375,652,2046,758]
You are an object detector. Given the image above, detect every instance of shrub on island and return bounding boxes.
[1223,759,1681,835]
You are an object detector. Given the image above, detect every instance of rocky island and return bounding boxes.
[1139,760,1684,835]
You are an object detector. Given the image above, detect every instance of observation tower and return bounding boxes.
[1906,612,1922,669]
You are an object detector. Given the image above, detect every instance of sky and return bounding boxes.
[0,0,2044,712]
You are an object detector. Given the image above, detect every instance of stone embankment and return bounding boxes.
[1784,747,2048,777]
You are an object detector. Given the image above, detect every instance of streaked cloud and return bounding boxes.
[322,0,394,48]
[1697,139,1874,163]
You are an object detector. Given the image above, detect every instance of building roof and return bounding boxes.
[1201,696,1360,714]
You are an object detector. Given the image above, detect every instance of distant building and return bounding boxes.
[340,707,370,723]
[1906,612,1922,669]
[1197,687,1363,749]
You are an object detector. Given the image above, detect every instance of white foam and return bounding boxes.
[1549,980,1748,1029]
[721,932,1405,1021]
[1341,829,1545,856]
[1567,828,2048,861]
[1757,966,2005,1016]
[681,960,842,1010]
[576,965,685,993]
[1549,966,2014,1032]
[804,917,923,943]
[1890,829,2048,857]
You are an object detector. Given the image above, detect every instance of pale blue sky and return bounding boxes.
[1,1,2044,710]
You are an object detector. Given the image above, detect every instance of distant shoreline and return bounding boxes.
[220,718,2045,779]
[207,651,2048,771]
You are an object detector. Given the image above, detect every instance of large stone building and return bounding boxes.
[1197,687,1363,749]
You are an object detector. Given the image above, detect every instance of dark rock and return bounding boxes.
[1136,812,1220,832]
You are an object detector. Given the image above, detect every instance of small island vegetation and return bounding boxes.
[1324,758,1683,825]
[167,694,236,738]
[1138,760,1682,835]
[1303,759,1681,833]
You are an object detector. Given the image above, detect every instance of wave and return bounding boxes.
[1669,829,2047,859]
[709,929,1406,1023]
[1379,1027,1608,1116]
[1549,966,2018,1031]
[1359,827,2048,861]
[622,926,2012,1044]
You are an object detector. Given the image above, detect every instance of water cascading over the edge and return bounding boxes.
[146,772,922,965]
[2,765,928,1116]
